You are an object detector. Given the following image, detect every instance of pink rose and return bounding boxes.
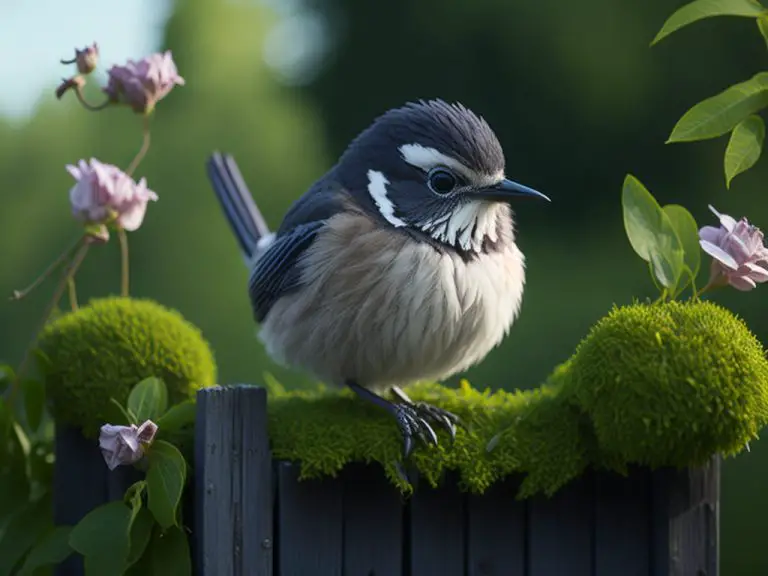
[103,50,185,114]
[99,421,158,471]
[699,204,768,291]
[67,158,158,231]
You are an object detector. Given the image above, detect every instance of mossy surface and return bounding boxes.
[266,375,589,497]
[38,297,217,437]
[266,301,768,498]
[567,300,768,468]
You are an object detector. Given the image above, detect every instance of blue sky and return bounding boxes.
[0,0,172,121]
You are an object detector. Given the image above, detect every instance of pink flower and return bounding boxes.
[699,205,768,291]
[67,158,158,231]
[103,50,185,114]
[98,420,158,471]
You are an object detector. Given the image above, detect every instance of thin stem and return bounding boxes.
[118,228,130,297]
[67,277,79,311]
[74,84,111,112]
[125,116,151,177]
[10,242,91,405]
[9,235,82,301]
[696,277,723,299]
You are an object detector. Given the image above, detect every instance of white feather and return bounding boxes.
[367,169,407,228]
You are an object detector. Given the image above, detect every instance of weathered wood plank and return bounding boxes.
[341,463,404,576]
[527,472,594,576]
[408,473,465,576]
[53,424,109,576]
[466,475,525,576]
[194,385,272,576]
[276,461,343,576]
[594,467,650,576]
[652,456,720,576]
[53,424,138,576]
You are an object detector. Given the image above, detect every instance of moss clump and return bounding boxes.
[566,300,768,468]
[267,370,592,498]
[266,301,768,498]
[38,297,217,437]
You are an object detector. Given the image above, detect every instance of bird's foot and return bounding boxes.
[345,381,462,462]
[390,386,460,456]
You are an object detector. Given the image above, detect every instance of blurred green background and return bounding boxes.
[2,0,767,571]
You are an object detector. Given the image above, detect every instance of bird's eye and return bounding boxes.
[427,168,459,195]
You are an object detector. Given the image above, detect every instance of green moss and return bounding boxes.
[566,300,768,468]
[266,301,768,498]
[267,372,592,498]
[37,297,217,437]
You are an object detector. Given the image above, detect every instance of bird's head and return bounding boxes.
[335,99,549,254]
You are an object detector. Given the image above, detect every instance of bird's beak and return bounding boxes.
[476,179,550,203]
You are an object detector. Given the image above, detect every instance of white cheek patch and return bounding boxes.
[420,202,500,252]
[367,169,407,228]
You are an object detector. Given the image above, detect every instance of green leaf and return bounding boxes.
[126,508,154,568]
[128,378,168,423]
[146,441,187,529]
[667,72,768,142]
[68,501,132,576]
[652,0,766,45]
[0,495,53,576]
[22,379,45,433]
[155,401,196,434]
[622,175,685,290]
[663,204,701,296]
[758,14,768,47]
[724,114,765,187]
[18,526,73,575]
[145,525,192,576]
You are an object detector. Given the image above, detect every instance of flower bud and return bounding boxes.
[75,43,99,75]
[98,420,158,471]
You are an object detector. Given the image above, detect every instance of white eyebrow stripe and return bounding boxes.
[398,143,470,176]
[398,143,504,185]
[366,169,407,227]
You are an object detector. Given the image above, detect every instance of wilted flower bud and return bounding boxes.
[699,204,768,291]
[75,43,99,75]
[67,158,158,231]
[59,42,99,75]
[104,50,185,115]
[98,420,158,471]
[55,75,86,100]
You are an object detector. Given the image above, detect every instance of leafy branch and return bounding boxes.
[653,0,768,188]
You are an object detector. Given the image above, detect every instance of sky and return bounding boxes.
[0,0,172,121]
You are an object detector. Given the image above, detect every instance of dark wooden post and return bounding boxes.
[53,424,141,576]
[194,385,273,576]
[652,456,720,575]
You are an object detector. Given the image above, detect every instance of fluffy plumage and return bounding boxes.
[259,203,525,393]
[207,99,542,457]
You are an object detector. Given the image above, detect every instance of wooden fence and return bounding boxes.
[54,384,720,576]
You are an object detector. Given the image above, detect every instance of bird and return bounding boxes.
[206,99,549,460]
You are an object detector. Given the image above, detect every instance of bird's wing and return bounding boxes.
[206,151,346,321]
[249,179,346,321]
[248,220,325,322]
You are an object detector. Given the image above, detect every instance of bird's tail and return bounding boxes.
[206,151,272,264]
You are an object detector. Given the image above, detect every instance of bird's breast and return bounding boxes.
[258,210,526,391]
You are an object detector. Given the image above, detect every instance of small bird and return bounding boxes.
[206,99,549,459]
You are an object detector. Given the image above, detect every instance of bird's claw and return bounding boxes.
[392,399,461,459]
